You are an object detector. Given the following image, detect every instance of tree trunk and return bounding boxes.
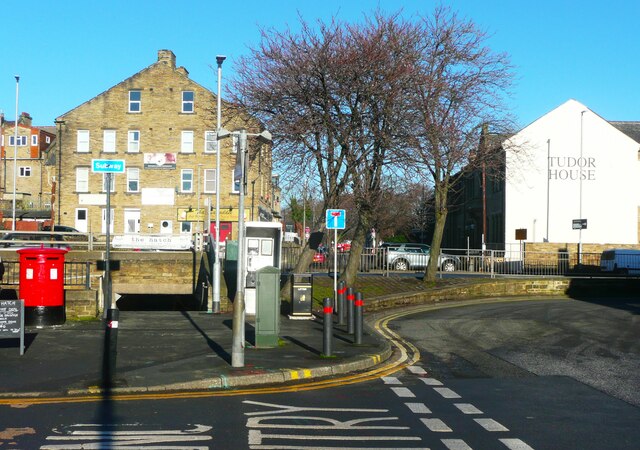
[424,184,448,282]
[341,211,370,287]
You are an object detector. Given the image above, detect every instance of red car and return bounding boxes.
[313,251,327,264]
[336,241,351,252]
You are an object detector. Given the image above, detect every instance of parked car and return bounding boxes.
[0,232,71,249]
[313,250,327,265]
[382,242,460,271]
[336,241,351,252]
[42,225,82,233]
[600,248,640,274]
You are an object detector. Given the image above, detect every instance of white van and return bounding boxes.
[600,249,640,274]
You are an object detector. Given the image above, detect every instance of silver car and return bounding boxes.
[384,243,459,271]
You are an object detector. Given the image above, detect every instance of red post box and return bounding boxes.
[18,246,68,326]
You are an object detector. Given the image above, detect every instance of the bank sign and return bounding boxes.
[92,159,126,173]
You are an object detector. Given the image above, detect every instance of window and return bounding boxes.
[102,173,115,192]
[19,166,31,177]
[76,167,89,192]
[31,135,38,146]
[204,131,217,153]
[204,169,216,193]
[231,170,240,194]
[181,131,194,153]
[127,168,140,192]
[182,91,194,113]
[103,130,116,153]
[181,222,192,234]
[129,90,141,112]
[128,130,140,152]
[46,136,51,144]
[181,169,193,193]
[77,130,90,153]
[9,136,28,146]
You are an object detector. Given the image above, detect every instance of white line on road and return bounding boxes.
[248,429,422,444]
[391,387,416,398]
[405,402,432,414]
[433,387,461,399]
[382,376,403,385]
[454,403,483,414]
[419,378,443,386]
[407,365,427,375]
[441,438,473,450]
[474,418,509,432]
[499,438,535,449]
[420,418,452,432]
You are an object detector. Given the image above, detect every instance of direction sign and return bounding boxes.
[92,159,126,173]
[326,209,346,230]
[572,219,587,230]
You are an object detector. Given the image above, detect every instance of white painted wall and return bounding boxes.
[503,99,639,247]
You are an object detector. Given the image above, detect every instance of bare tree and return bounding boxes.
[401,7,514,281]
[231,12,415,287]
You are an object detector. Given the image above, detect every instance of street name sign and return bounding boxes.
[92,159,126,174]
[572,219,587,230]
[326,209,346,230]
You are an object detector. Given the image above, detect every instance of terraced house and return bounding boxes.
[55,50,278,242]
[0,112,56,215]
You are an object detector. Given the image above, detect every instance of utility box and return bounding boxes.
[255,266,281,347]
[18,247,68,326]
[291,273,313,317]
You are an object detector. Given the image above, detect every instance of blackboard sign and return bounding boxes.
[0,299,24,355]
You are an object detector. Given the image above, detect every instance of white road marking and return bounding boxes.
[420,418,452,432]
[391,387,416,398]
[248,429,422,444]
[474,418,509,432]
[433,387,461,399]
[442,438,473,450]
[454,403,483,414]
[419,378,443,386]
[407,365,427,375]
[405,402,432,414]
[249,446,429,449]
[382,376,403,385]
[243,400,387,416]
[246,415,408,430]
[499,438,535,449]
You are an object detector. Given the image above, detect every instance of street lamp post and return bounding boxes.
[12,76,20,231]
[217,127,272,368]
[212,55,226,315]
[578,110,586,265]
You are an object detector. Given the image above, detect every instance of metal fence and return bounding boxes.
[0,260,92,288]
[282,246,637,278]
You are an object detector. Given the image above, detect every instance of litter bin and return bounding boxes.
[291,273,313,316]
[18,246,68,326]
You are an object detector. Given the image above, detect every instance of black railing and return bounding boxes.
[0,260,92,288]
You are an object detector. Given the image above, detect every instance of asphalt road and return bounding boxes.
[1,296,638,449]
[391,297,640,406]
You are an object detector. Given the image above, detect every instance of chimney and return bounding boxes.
[18,112,32,127]
[176,66,189,77]
[157,49,176,69]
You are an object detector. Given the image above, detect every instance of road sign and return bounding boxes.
[92,159,126,173]
[326,209,346,230]
[572,219,587,230]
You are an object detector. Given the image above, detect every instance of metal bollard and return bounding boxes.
[337,280,347,326]
[323,297,333,357]
[346,287,355,334]
[354,292,364,344]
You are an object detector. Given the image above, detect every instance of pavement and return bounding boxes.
[0,309,391,397]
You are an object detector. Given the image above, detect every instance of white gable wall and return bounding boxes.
[503,99,639,248]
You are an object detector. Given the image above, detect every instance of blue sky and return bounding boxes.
[1,0,638,128]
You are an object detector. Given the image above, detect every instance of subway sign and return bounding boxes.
[92,159,126,173]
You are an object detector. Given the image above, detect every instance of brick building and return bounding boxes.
[0,112,56,212]
[54,49,279,240]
